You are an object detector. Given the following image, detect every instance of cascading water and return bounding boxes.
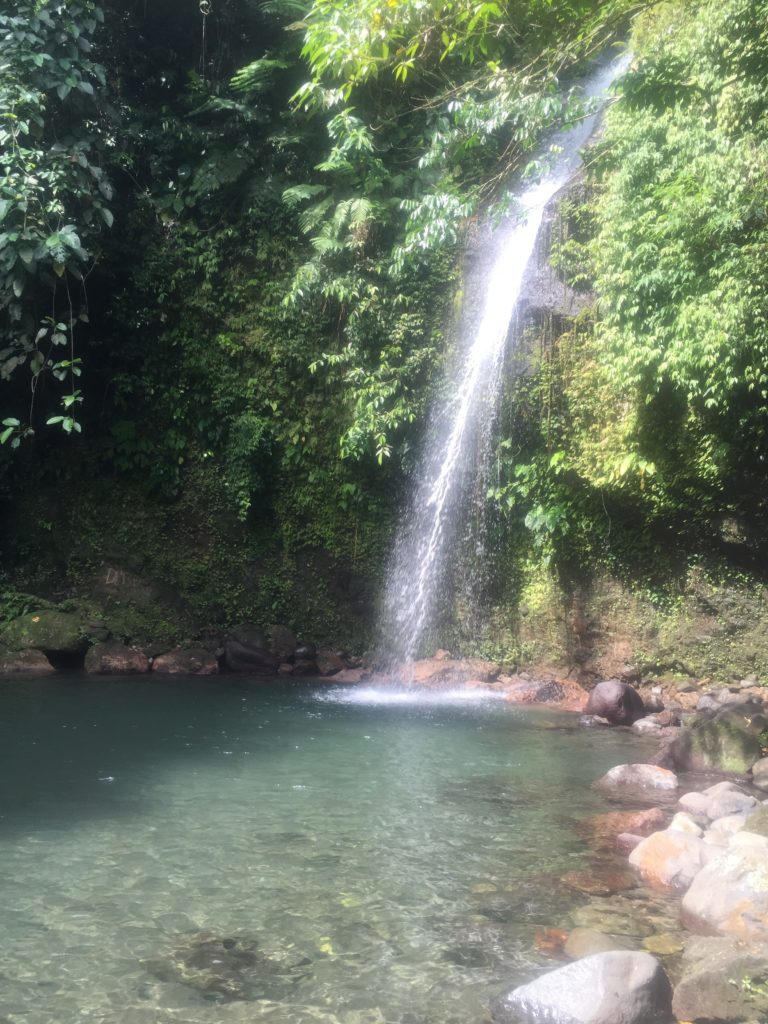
[381,54,629,672]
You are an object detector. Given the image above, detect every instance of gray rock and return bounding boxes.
[668,706,764,774]
[268,624,297,662]
[585,679,645,726]
[490,951,673,1024]
[681,832,768,942]
[223,625,279,673]
[703,781,759,821]
[672,935,768,1023]
[594,764,678,793]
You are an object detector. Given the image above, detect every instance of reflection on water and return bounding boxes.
[0,676,651,1024]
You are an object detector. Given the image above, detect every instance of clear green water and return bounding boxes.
[0,677,653,1024]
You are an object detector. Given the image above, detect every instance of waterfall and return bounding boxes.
[381,54,629,671]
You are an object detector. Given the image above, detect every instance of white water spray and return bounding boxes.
[382,55,629,671]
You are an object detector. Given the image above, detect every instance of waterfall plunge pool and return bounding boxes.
[0,676,654,1024]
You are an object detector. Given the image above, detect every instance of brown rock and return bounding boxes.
[152,648,218,675]
[580,807,668,851]
[502,676,564,704]
[0,649,55,675]
[333,668,365,684]
[84,641,149,675]
[628,829,715,893]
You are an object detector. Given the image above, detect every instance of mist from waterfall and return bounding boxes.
[380,54,629,672]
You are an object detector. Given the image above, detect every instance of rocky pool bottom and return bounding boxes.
[0,675,675,1024]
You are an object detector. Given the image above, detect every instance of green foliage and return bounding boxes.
[586,0,768,519]
[0,1,110,440]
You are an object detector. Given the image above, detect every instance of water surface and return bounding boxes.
[0,677,652,1024]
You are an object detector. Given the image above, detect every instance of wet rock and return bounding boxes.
[534,927,569,957]
[490,951,673,1024]
[570,902,655,938]
[580,807,668,851]
[593,763,678,794]
[151,648,218,675]
[333,667,365,684]
[616,833,644,854]
[628,829,715,892]
[585,679,646,725]
[85,641,149,675]
[502,677,564,703]
[681,832,768,941]
[0,609,88,655]
[268,624,297,663]
[294,641,316,661]
[564,928,638,958]
[315,649,347,676]
[642,933,684,956]
[143,931,311,1002]
[410,657,500,686]
[668,705,764,774]
[223,626,279,674]
[0,649,56,675]
[672,935,768,1023]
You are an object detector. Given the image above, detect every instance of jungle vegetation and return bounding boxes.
[1,0,767,656]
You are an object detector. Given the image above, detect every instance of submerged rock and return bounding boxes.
[143,931,311,1002]
[580,807,668,851]
[585,679,645,725]
[564,928,638,959]
[490,951,673,1024]
[85,641,149,675]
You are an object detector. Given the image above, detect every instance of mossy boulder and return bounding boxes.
[669,706,763,774]
[0,610,88,655]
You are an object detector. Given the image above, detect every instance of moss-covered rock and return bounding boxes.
[0,610,88,655]
[669,708,764,774]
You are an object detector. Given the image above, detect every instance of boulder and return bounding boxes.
[668,705,763,774]
[84,641,149,675]
[585,679,645,726]
[702,780,759,821]
[672,935,768,1024]
[223,626,279,674]
[268,624,297,663]
[628,829,715,893]
[490,951,673,1024]
[667,812,703,836]
[593,764,678,794]
[0,610,87,655]
[751,757,768,793]
[152,648,218,675]
[333,668,366,684]
[294,641,316,661]
[315,648,347,676]
[409,657,500,687]
[681,831,768,941]
[0,649,55,675]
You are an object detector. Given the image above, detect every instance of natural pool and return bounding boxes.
[0,677,654,1024]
